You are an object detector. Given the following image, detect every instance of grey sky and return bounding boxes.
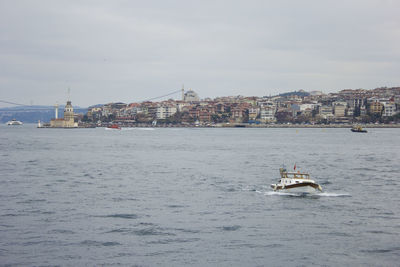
[1,0,399,107]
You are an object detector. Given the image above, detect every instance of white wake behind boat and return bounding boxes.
[271,167,322,193]
[6,119,23,125]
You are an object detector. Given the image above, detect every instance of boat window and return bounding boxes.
[296,181,299,184]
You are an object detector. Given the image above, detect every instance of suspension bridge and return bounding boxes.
[0,88,184,109]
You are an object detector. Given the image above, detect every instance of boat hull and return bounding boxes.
[351,129,367,133]
[107,124,121,130]
[271,182,322,193]
[7,121,23,125]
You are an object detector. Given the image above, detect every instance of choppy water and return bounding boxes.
[0,125,399,266]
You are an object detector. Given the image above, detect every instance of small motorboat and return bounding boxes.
[271,166,322,193]
[351,125,367,133]
[6,119,23,125]
[107,124,121,130]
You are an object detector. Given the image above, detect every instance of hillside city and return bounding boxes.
[82,87,400,126]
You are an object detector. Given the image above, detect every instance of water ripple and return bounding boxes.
[95,213,139,219]
[80,240,121,247]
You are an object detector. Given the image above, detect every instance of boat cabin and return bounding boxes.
[279,168,310,179]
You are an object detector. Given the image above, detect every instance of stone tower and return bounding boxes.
[63,100,75,127]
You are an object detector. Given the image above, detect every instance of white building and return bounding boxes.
[156,105,177,119]
[260,106,276,122]
[299,103,317,111]
[382,102,397,117]
[101,104,113,117]
[319,105,334,119]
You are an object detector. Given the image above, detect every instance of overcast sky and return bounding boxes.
[1,0,399,107]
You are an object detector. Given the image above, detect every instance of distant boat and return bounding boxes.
[351,125,367,133]
[107,124,121,130]
[271,167,322,193]
[6,119,23,125]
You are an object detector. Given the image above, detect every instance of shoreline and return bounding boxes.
[99,123,400,128]
[218,123,400,128]
[14,122,400,129]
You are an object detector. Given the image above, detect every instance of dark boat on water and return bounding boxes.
[351,125,367,133]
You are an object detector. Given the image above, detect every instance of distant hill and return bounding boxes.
[278,90,310,97]
[0,105,88,123]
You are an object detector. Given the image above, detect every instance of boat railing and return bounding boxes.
[280,172,310,179]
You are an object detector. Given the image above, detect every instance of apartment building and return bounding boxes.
[156,105,177,120]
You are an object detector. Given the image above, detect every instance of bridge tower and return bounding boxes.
[54,103,59,119]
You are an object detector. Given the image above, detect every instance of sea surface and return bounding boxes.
[0,125,399,266]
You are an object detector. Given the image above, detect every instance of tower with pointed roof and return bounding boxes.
[63,100,75,127]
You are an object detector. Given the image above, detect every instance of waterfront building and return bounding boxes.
[198,107,213,122]
[299,103,317,111]
[156,105,177,119]
[147,106,158,118]
[347,98,365,108]
[231,106,246,122]
[81,86,400,125]
[188,105,200,120]
[248,107,259,121]
[346,107,354,117]
[360,106,367,116]
[260,106,276,122]
[382,102,397,117]
[368,99,384,115]
[101,104,113,117]
[50,100,77,128]
[319,105,334,119]
[87,106,102,122]
[333,102,347,118]
[214,103,226,113]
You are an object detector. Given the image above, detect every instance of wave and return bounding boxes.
[80,240,121,247]
[360,247,400,254]
[95,213,139,219]
[166,204,187,208]
[317,192,351,197]
[263,191,301,197]
[134,227,175,236]
[259,191,351,197]
[147,238,200,245]
[220,225,241,231]
[136,128,155,131]
[105,127,155,131]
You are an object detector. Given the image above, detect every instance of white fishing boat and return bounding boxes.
[271,166,322,193]
[6,119,23,125]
